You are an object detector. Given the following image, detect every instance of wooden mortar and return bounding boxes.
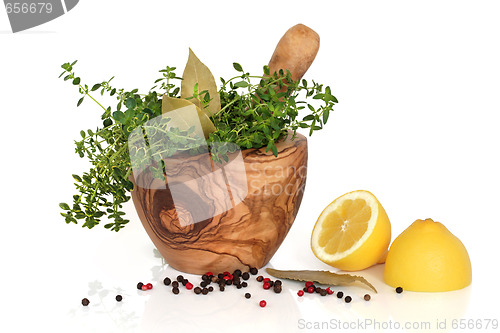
[130,133,307,274]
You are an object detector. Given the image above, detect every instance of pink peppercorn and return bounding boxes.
[259,300,267,307]
[263,282,271,290]
[297,290,305,296]
[307,286,315,293]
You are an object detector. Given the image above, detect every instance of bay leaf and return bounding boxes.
[181,48,221,118]
[266,268,377,293]
[162,95,216,139]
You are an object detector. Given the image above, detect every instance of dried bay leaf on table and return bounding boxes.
[266,268,377,293]
[181,48,221,118]
[162,95,216,139]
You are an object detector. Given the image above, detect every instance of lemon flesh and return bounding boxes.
[311,190,391,271]
[384,218,472,292]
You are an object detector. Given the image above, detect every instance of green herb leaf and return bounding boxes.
[181,48,221,117]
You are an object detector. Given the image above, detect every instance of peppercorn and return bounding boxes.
[320,290,327,296]
[208,286,214,292]
[181,279,188,286]
[250,267,258,275]
[141,285,148,291]
[241,282,248,288]
[172,281,179,288]
[201,288,209,295]
[307,286,315,294]
[274,280,282,286]
[137,282,144,290]
[194,287,202,294]
[396,287,403,294]
[218,273,224,279]
[211,276,218,283]
[163,277,171,286]
[115,295,122,302]
[200,281,208,288]
[263,282,271,290]
[303,287,308,292]
[273,285,282,294]
[326,287,333,295]
[245,293,251,299]
[364,294,371,301]
[337,291,344,298]
[297,290,304,297]
[186,282,193,290]
[263,278,270,283]
[315,287,322,293]
[259,300,266,307]
[242,272,250,280]
[345,296,352,303]
[81,298,90,306]
[305,281,313,288]
[146,283,153,290]
[219,285,225,292]
[256,276,264,282]
[205,272,213,277]
[172,287,180,294]
[236,284,242,289]
[233,269,242,277]
[225,279,232,286]
[176,275,184,282]
[201,274,209,281]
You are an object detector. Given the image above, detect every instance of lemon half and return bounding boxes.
[311,190,391,271]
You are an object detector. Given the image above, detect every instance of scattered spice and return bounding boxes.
[266,268,377,293]
[319,289,327,296]
[141,285,148,291]
[336,291,344,298]
[396,287,403,294]
[219,285,225,292]
[186,282,193,290]
[163,278,171,286]
[326,287,334,295]
[273,285,282,293]
[146,283,153,290]
[256,276,264,282]
[115,295,123,302]
[297,290,304,297]
[194,287,202,294]
[176,275,184,282]
[208,286,214,292]
[201,288,209,295]
[364,294,371,301]
[172,287,180,295]
[81,298,90,306]
[307,286,315,294]
[250,267,258,275]
[172,281,179,288]
[137,282,144,290]
[242,282,248,288]
[263,282,271,290]
[345,296,352,303]
[242,272,250,280]
[245,293,251,299]
[259,300,267,307]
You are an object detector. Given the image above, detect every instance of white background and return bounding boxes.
[1,1,499,332]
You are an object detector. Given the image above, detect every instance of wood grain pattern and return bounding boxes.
[131,133,308,274]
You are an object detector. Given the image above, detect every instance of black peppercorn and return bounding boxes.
[364,294,371,301]
[225,279,232,286]
[172,281,179,288]
[345,296,352,303]
[181,279,188,286]
[211,276,218,283]
[81,298,90,306]
[176,275,184,282]
[163,277,171,286]
[250,267,258,275]
[208,286,214,292]
[202,274,209,281]
[200,281,208,288]
[137,282,144,290]
[396,287,403,294]
[236,284,242,289]
[315,287,321,293]
[303,287,308,292]
[245,293,251,299]
[115,295,123,302]
[194,287,202,294]
[218,273,224,279]
[233,269,242,277]
[242,272,250,280]
[256,276,264,282]
[219,285,225,292]
[172,287,180,294]
[320,290,327,296]
[273,285,282,293]
[337,291,344,298]
[242,282,248,288]
[274,280,282,286]
[201,288,209,295]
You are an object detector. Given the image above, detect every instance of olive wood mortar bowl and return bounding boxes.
[130,133,307,274]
